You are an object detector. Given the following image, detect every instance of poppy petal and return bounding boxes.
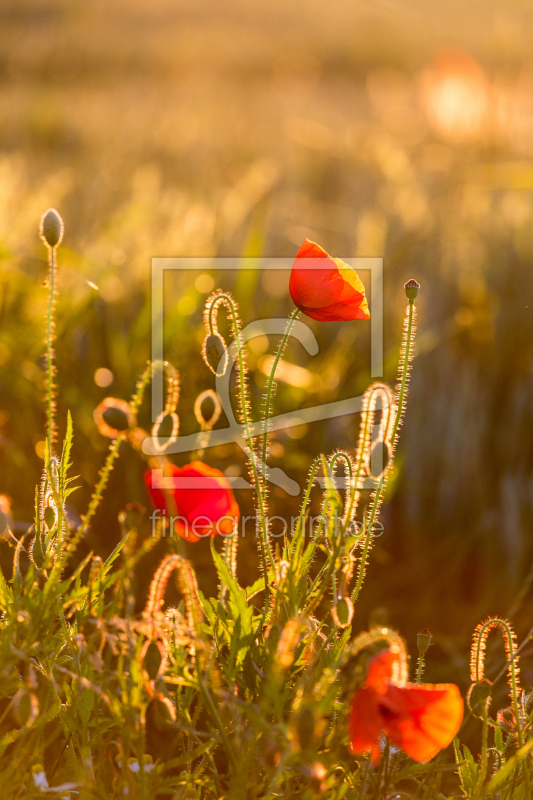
[289,239,370,322]
[381,683,464,763]
[144,461,239,541]
[365,650,403,694]
[349,686,383,765]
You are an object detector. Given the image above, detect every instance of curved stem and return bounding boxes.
[351,301,415,604]
[67,362,162,557]
[472,618,523,750]
[260,309,299,481]
[209,295,275,587]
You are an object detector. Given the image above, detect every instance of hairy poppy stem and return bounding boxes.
[206,293,274,593]
[44,247,57,455]
[351,297,416,605]
[260,308,299,481]
[474,707,489,796]
[68,361,166,556]
[471,618,523,750]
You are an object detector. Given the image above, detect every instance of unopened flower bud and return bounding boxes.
[404,278,420,302]
[94,398,136,439]
[417,628,432,655]
[467,679,493,718]
[142,639,164,680]
[332,596,354,629]
[39,208,64,248]
[203,333,228,376]
[43,500,57,530]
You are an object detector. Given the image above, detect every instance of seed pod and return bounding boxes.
[142,639,164,680]
[467,678,493,718]
[203,333,228,376]
[404,278,420,302]
[417,628,432,655]
[332,596,354,629]
[39,208,64,248]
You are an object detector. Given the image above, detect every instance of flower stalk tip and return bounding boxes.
[404,278,420,303]
[39,208,64,249]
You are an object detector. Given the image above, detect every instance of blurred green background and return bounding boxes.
[2,0,533,693]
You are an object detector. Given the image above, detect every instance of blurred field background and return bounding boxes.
[2,0,533,696]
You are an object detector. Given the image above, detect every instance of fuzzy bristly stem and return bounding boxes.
[68,361,160,556]
[474,708,489,797]
[260,308,299,481]
[45,246,57,454]
[352,299,416,604]
[208,294,274,591]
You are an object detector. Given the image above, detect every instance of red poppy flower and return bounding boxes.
[144,461,239,542]
[289,239,370,322]
[350,649,463,764]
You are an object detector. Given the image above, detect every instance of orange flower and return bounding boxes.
[350,649,463,764]
[289,239,370,322]
[144,461,239,542]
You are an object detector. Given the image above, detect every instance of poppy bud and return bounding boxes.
[102,406,130,431]
[151,411,180,452]
[39,208,64,248]
[467,679,492,718]
[94,398,136,439]
[295,706,316,750]
[142,640,164,680]
[43,499,57,530]
[332,596,354,629]
[30,531,46,568]
[153,412,178,440]
[203,333,228,376]
[417,628,432,655]
[404,279,420,302]
[194,389,222,431]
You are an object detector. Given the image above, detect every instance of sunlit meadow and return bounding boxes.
[3,1,533,797]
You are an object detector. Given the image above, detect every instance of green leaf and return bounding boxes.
[482,738,533,797]
[0,566,13,610]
